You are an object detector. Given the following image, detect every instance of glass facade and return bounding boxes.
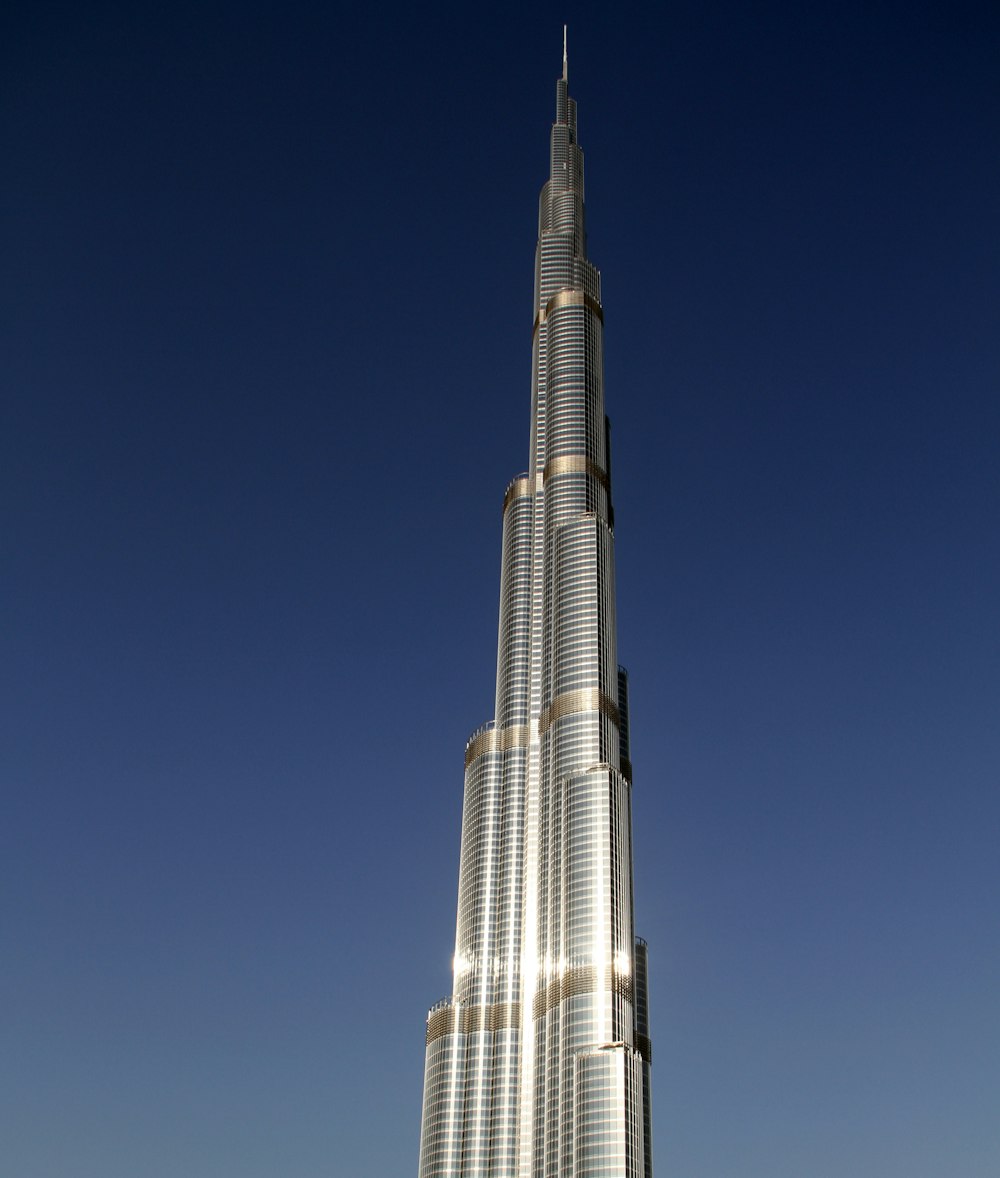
[418,56,653,1178]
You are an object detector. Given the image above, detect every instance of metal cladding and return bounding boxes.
[418,60,653,1178]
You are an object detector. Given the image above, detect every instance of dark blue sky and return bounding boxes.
[3,2,999,1175]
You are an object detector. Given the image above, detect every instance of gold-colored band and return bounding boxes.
[542,454,610,493]
[546,288,604,321]
[425,1000,522,1044]
[531,965,634,1020]
[502,475,534,514]
[425,1004,456,1045]
[538,688,620,735]
[532,287,604,335]
[464,724,530,768]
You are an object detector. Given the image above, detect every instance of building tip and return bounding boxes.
[562,24,568,81]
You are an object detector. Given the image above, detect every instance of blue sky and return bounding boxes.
[3,2,999,1175]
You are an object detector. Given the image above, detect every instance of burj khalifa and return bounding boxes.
[417,41,653,1178]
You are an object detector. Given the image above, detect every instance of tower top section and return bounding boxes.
[562,24,568,81]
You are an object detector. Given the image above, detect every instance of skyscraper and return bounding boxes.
[418,41,653,1178]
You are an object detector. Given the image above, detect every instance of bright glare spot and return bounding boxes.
[454,952,472,975]
[614,951,631,975]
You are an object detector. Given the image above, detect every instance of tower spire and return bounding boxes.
[562,24,568,81]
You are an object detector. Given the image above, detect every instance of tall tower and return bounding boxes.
[418,42,653,1178]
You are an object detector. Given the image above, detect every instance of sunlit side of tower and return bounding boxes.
[418,45,653,1178]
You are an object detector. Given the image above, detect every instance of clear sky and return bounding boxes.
[3,2,999,1176]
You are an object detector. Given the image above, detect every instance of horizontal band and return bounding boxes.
[465,723,530,767]
[532,964,633,1020]
[425,999,522,1045]
[538,688,620,736]
[502,475,534,514]
[546,288,604,322]
[543,454,610,493]
[532,287,604,335]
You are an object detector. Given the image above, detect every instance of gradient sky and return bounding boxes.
[3,2,999,1176]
